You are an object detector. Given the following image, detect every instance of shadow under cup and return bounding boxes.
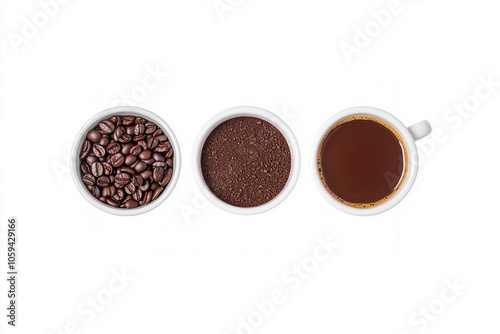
[317,114,409,208]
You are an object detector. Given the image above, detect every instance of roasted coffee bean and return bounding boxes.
[99,135,110,147]
[92,186,101,198]
[118,133,132,143]
[154,143,168,153]
[116,126,125,136]
[134,123,145,135]
[106,198,119,207]
[133,134,146,142]
[80,140,91,159]
[113,126,125,141]
[82,174,95,186]
[132,175,144,187]
[147,136,159,149]
[125,182,136,195]
[107,141,121,154]
[153,128,163,137]
[93,144,106,158]
[152,186,164,200]
[110,115,122,125]
[156,135,168,142]
[118,167,135,175]
[153,167,164,182]
[160,169,173,187]
[140,170,153,179]
[110,153,125,167]
[144,122,156,134]
[96,176,110,187]
[113,188,125,201]
[86,155,99,165]
[138,149,152,160]
[142,190,153,205]
[125,155,137,166]
[130,145,142,155]
[122,143,134,155]
[158,141,171,151]
[99,120,115,134]
[79,114,174,209]
[81,162,91,175]
[133,189,143,201]
[102,162,113,175]
[153,162,167,168]
[139,180,150,191]
[115,189,125,200]
[126,126,135,135]
[123,199,139,208]
[135,116,146,124]
[165,147,174,158]
[153,152,165,162]
[102,185,116,198]
[122,115,135,125]
[91,162,104,177]
[87,130,102,143]
[134,161,147,173]
[115,173,130,185]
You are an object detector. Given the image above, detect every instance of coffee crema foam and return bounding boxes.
[317,115,409,208]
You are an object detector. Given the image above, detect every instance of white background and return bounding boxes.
[1,0,499,333]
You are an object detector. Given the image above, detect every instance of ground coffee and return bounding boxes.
[201,116,291,208]
[79,115,174,209]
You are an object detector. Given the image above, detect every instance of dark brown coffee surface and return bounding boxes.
[201,117,291,208]
[319,117,405,205]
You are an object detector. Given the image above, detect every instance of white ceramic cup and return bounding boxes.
[71,106,181,216]
[312,106,431,216]
[193,106,301,215]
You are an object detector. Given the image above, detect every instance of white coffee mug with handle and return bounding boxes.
[312,106,432,216]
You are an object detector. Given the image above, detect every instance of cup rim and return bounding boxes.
[311,106,419,216]
[192,106,301,215]
[71,106,181,216]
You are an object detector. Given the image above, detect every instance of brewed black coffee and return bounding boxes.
[318,115,407,207]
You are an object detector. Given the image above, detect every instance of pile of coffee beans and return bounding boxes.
[201,116,291,208]
[79,115,174,209]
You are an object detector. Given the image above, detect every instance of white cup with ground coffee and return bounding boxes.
[193,106,301,215]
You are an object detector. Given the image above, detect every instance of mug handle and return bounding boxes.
[408,120,432,141]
